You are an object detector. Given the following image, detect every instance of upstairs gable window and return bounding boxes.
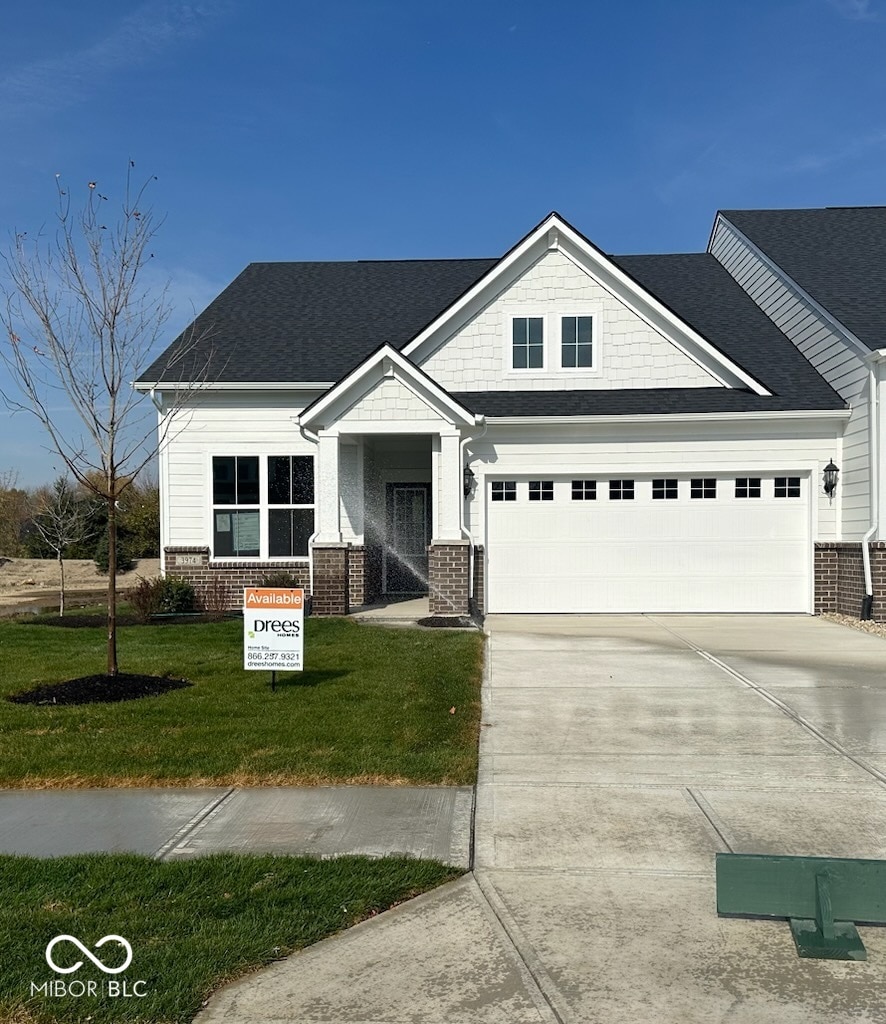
[512,317,544,369]
[561,316,593,368]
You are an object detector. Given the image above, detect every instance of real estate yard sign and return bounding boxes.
[243,588,304,672]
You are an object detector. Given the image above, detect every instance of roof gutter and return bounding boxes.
[483,409,851,426]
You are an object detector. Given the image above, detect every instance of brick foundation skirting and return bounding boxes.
[164,549,309,611]
[428,542,470,616]
[347,546,366,610]
[814,542,886,621]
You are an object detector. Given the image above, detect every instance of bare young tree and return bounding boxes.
[0,165,210,675]
[30,477,95,617]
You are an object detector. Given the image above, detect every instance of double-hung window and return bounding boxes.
[213,456,260,557]
[512,317,544,369]
[268,456,315,557]
[561,316,593,368]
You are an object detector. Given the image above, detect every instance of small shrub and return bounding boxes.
[259,570,302,588]
[158,575,195,614]
[199,575,229,620]
[128,577,163,623]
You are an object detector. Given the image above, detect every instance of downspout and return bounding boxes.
[460,417,488,611]
[861,356,881,619]
[149,390,167,575]
[299,421,321,604]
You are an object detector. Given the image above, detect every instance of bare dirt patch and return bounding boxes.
[0,557,160,610]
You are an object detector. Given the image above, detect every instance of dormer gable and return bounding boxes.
[404,213,770,397]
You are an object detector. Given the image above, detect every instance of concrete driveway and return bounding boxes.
[199,614,886,1023]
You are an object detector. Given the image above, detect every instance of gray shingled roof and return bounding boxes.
[721,207,886,349]
[136,221,848,416]
[136,258,497,384]
[609,253,842,411]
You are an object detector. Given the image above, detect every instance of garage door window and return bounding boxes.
[609,479,634,500]
[491,481,517,502]
[529,481,554,501]
[735,477,761,498]
[572,480,596,500]
[652,479,678,500]
[691,478,717,499]
[774,477,801,498]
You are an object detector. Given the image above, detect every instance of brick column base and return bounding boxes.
[312,545,350,616]
[428,541,470,616]
[815,541,886,620]
[348,546,366,609]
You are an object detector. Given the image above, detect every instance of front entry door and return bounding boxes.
[385,483,431,593]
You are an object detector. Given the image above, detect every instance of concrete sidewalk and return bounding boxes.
[0,785,473,867]
[197,614,886,1023]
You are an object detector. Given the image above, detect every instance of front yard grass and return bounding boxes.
[0,617,483,787]
[0,852,459,1024]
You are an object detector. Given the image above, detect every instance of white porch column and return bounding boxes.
[436,432,462,541]
[315,431,342,543]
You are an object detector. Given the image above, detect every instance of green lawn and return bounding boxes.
[0,617,483,787]
[0,852,460,1024]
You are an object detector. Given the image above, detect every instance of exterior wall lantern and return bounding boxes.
[463,465,476,497]
[823,460,840,498]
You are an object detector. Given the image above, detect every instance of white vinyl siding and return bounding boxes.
[464,421,840,548]
[710,218,867,540]
[158,392,323,564]
[420,248,720,391]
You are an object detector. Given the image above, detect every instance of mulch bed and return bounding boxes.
[417,615,477,629]
[20,613,219,628]
[7,673,193,706]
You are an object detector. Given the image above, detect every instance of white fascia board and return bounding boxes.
[403,213,770,396]
[299,344,477,429]
[132,380,334,392]
[485,409,850,426]
[865,348,886,364]
[712,214,873,361]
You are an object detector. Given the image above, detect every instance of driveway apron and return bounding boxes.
[199,614,886,1023]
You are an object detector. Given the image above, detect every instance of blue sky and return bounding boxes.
[1,0,884,485]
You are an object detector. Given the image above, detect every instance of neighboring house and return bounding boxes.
[134,207,886,618]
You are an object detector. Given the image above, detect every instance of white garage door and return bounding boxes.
[486,474,810,613]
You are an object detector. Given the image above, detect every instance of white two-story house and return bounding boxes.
[134,207,886,619]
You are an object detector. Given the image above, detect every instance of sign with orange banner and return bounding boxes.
[243,587,304,672]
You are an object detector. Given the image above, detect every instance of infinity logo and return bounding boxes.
[45,935,133,975]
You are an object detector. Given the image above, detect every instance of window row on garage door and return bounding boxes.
[490,475,804,503]
[484,473,811,614]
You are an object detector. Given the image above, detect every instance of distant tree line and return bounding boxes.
[0,469,159,571]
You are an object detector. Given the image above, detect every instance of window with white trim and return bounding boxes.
[213,456,260,557]
[512,317,544,369]
[268,456,315,557]
[491,481,517,502]
[529,480,554,501]
[652,479,678,500]
[561,315,593,368]
[690,478,716,499]
[735,477,761,499]
[212,455,315,559]
[572,480,596,500]
[774,476,801,498]
[609,479,634,500]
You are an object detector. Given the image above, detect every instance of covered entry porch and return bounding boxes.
[299,345,481,616]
